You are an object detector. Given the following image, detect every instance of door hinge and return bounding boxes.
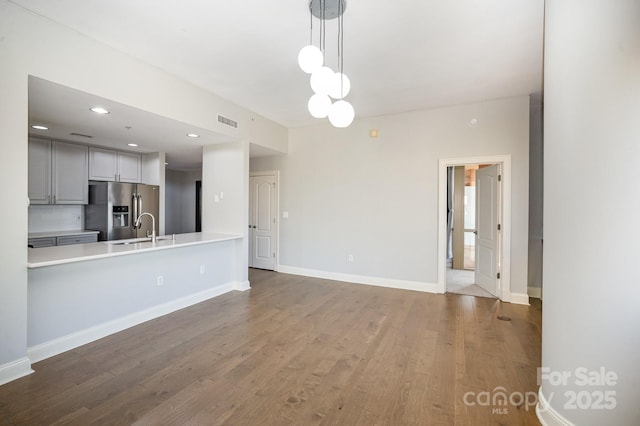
[497,224,501,231]
[273,252,276,258]
[497,272,501,279]
[498,174,502,182]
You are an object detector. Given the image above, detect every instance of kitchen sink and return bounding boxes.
[105,237,152,245]
[105,235,175,245]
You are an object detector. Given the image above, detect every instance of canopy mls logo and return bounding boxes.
[538,366,618,411]
[463,366,618,416]
[463,387,538,415]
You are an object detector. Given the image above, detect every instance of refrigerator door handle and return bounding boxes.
[132,193,138,229]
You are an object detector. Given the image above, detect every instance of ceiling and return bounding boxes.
[18,0,544,169]
[28,77,238,170]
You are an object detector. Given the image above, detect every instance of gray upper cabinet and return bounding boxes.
[88,147,118,181]
[52,141,89,204]
[89,147,141,183]
[28,138,51,204]
[28,138,88,205]
[117,151,142,183]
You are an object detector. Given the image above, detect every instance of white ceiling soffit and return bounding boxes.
[11,0,544,128]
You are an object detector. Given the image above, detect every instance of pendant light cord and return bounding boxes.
[339,0,344,98]
[309,6,313,45]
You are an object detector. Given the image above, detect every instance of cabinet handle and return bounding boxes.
[53,195,56,204]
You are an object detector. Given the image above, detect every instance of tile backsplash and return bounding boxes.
[29,205,83,232]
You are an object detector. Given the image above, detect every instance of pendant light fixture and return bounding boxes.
[298,0,354,128]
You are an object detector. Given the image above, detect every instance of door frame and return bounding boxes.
[249,170,280,271]
[438,155,512,301]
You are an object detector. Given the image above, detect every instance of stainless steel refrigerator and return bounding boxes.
[85,181,160,241]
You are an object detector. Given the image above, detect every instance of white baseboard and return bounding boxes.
[509,292,530,305]
[28,282,236,364]
[0,357,33,386]
[278,265,439,293]
[536,387,575,426]
[528,286,542,299]
[234,280,251,291]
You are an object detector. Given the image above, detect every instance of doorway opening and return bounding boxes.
[447,164,495,298]
[195,180,202,232]
[438,155,512,301]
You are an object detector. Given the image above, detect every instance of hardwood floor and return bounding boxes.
[0,269,542,425]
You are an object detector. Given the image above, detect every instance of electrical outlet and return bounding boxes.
[200,265,205,275]
[348,254,354,263]
[157,275,164,286]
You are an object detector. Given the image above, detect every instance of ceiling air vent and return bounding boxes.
[69,132,93,138]
[218,114,238,129]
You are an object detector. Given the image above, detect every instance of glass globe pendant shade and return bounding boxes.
[307,94,332,118]
[298,45,323,74]
[328,72,351,99]
[328,100,355,128]
[310,66,334,95]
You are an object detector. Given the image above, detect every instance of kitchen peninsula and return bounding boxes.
[27,232,247,364]
[28,232,240,268]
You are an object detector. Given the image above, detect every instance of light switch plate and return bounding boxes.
[282,211,289,219]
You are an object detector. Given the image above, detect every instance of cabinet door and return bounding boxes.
[28,237,57,248]
[118,152,141,183]
[89,147,118,181]
[52,141,88,204]
[28,138,52,205]
[56,234,97,245]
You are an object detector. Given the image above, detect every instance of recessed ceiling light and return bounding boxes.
[31,125,48,130]
[127,143,138,147]
[90,107,110,114]
[186,133,200,138]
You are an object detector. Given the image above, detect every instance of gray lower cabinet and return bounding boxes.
[28,237,57,248]
[56,234,98,246]
[28,234,98,248]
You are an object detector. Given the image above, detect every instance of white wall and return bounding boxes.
[0,3,29,377]
[202,141,250,287]
[0,0,284,382]
[165,169,202,234]
[251,96,530,294]
[540,0,640,424]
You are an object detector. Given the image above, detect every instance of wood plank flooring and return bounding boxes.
[0,269,542,425]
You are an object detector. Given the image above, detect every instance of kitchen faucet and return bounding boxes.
[135,212,156,242]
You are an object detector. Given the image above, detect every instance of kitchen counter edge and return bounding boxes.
[27,232,242,269]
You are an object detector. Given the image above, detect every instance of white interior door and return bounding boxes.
[474,164,500,296]
[249,174,277,270]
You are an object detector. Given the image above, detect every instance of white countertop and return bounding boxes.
[27,232,242,268]
[29,230,100,238]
